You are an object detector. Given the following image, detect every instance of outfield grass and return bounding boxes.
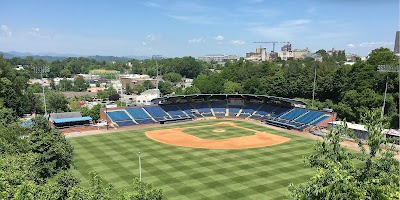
[69,120,316,199]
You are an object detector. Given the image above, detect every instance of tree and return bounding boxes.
[59,78,73,91]
[89,104,103,121]
[0,107,16,126]
[288,110,400,199]
[367,47,399,66]
[184,86,201,95]
[133,84,145,94]
[59,69,72,78]
[46,90,69,113]
[143,80,155,90]
[159,81,173,95]
[28,128,74,181]
[163,72,182,83]
[125,83,132,95]
[223,81,242,94]
[73,76,88,92]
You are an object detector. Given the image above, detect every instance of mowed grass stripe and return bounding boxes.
[69,120,316,199]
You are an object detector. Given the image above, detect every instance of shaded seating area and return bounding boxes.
[239,102,261,117]
[228,105,242,116]
[50,112,93,129]
[191,102,213,117]
[160,104,190,119]
[176,103,197,118]
[209,101,227,116]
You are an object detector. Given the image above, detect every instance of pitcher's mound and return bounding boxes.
[212,129,226,133]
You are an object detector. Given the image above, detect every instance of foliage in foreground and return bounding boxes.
[0,115,162,199]
[288,110,400,199]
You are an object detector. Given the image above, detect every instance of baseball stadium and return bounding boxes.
[67,94,337,199]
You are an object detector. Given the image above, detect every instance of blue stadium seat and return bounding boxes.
[228,105,242,116]
[176,104,196,117]
[270,107,292,117]
[125,108,151,119]
[135,118,156,124]
[116,121,136,127]
[255,105,279,116]
[310,115,329,125]
[295,111,324,124]
[191,102,212,116]
[280,109,308,121]
[106,110,136,127]
[209,101,226,116]
[160,105,188,118]
[107,111,132,121]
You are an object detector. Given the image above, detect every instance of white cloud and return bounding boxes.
[359,42,394,47]
[167,15,216,24]
[347,43,355,48]
[280,19,312,26]
[307,7,317,15]
[142,41,147,46]
[1,25,12,37]
[214,35,224,41]
[231,40,245,45]
[145,34,159,41]
[32,27,40,32]
[248,19,311,40]
[144,2,160,7]
[188,38,205,43]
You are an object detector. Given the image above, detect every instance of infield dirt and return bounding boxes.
[145,122,290,149]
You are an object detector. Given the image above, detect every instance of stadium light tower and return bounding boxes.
[377,64,400,128]
[34,66,50,115]
[152,55,162,91]
[310,54,322,109]
[138,151,142,182]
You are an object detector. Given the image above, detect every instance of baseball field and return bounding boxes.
[69,119,316,199]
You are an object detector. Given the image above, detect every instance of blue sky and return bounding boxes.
[0,0,398,57]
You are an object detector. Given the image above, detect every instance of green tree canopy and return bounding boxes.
[289,110,400,199]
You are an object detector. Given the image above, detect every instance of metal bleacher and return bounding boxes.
[106,110,137,127]
[125,108,155,125]
[143,106,171,121]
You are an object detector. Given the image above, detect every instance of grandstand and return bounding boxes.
[99,94,335,131]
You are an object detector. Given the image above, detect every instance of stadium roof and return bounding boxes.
[53,116,93,124]
[151,94,306,106]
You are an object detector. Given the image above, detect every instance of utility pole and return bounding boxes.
[34,66,50,115]
[377,64,400,128]
[152,55,162,91]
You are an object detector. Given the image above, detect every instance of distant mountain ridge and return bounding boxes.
[0,51,151,62]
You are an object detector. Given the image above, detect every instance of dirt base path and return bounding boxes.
[145,122,290,149]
